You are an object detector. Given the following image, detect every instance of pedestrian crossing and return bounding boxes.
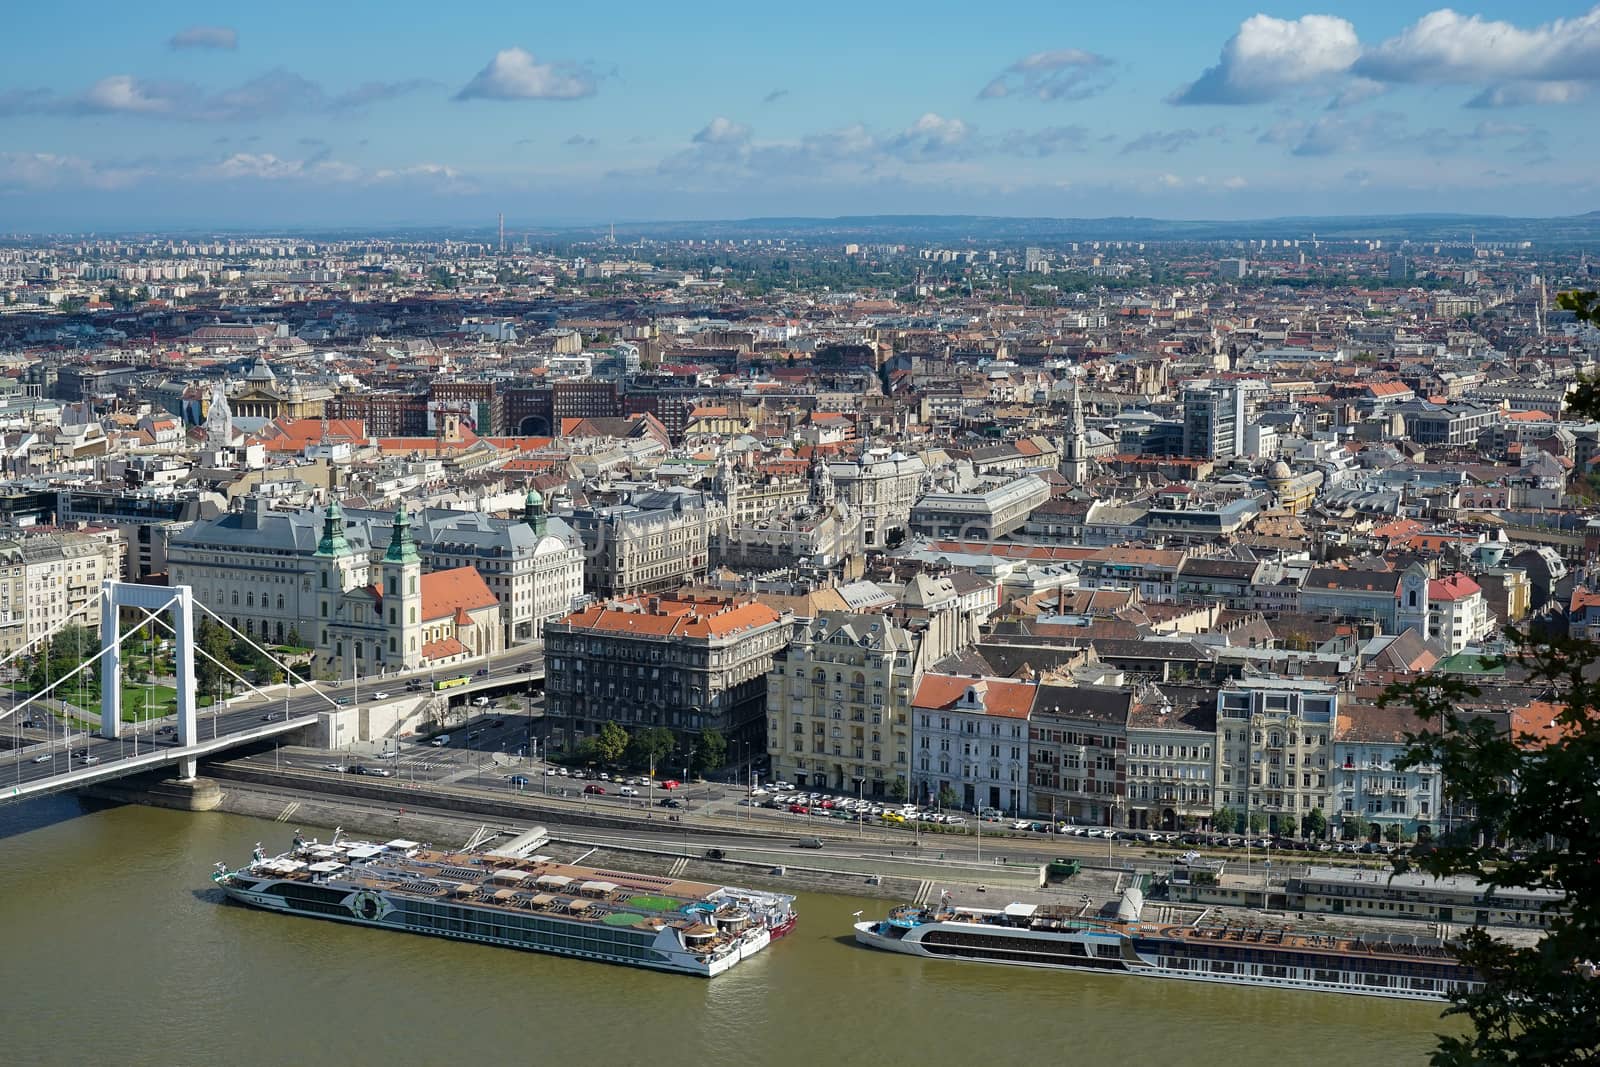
[912,879,935,905]
[274,800,301,823]
[667,857,690,878]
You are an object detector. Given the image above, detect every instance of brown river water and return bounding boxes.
[0,795,1455,1066]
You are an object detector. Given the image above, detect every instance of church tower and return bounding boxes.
[380,501,423,669]
[313,499,361,671]
[1396,563,1431,637]
[1062,372,1090,485]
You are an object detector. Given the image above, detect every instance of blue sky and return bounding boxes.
[1,1,1597,228]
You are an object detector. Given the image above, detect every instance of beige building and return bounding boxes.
[767,613,918,797]
[0,528,123,655]
[1215,678,1338,836]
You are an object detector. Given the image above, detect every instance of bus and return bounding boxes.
[433,675,470,693]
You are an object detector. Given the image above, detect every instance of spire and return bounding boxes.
[315,499,351,558]
[384,500,420,564]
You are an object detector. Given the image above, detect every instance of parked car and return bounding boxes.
[583,784,606,795]
[788,803,810,814]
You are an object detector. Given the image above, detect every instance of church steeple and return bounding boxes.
[1063,371,1090,485]
[315,499,352,557]
[384,501,420,564]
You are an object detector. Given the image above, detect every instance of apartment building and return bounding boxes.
[542,593,793,753]
[766,613,917,797]
[912,673,1035,814]
[0,528,123,655]
[1215,677,1338,837]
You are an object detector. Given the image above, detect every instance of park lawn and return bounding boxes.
[119,684,178,722]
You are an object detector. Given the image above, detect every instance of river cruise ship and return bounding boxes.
[855,895,1477,1001]
[214,834,795,977]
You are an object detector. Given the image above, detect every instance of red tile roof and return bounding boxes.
[556,595,782,639]
[911,674,1035,718]
[421,567,498,623]
[1428,573,1481,602]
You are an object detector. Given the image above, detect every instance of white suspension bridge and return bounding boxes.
[0,580,543,806]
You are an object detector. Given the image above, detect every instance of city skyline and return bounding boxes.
[2,1,1598,227]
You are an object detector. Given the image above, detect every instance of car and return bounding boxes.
[598,772,611,781]
[658,797,682,809]
[366,767,392,777]
[508,775,530,788]
[475,668,489,677]
[788,803,809,814]
[467,731,482,741]
[618,786,639,797]
[556,767,569,776]
[335,697,352,706]
[1012,820,1032,831]
[405,680,423,691]
[945,816,967,826]
[881,811,907,824]
[661,779,680,790]
[583,784,606,795]
[322,763,346,772]
[80,755,100,765]
[795,838,824,849]
[472,697,491,708]
[259,713,274,721]
[347,765,369,775]
[372,691,390,700]
[430,734,450,747]
[31,754,50,763]
[515,663,533,673]
[491,719,505,728]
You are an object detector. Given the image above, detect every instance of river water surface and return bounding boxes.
[0,796,1455,1066]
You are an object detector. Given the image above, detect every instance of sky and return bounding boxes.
[1,1,1598,230]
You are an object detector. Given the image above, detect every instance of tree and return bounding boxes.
[937,785,961,811]
[1212,806,1238,834]
[594,721,629,765]
[1247,811,1267,835]
[1381,627,1600,1065]
[888,778,908,803]
[1343,814,1370,843]
[694,728,727,775]
[1303,807,1327,841]
[626,726,674,771]
[285,627,303,650]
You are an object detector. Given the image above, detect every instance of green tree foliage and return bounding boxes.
[595,721,629,765]
[625,726,675,771]
[1212,806,1237,834]
[1303,807,1327,840]
[694,728,727,774]
[1382,623,1600,1065]
[26,623,96,696]
[937,785,960,810]
[1343,814,1370,843]
[888,778,909,803]
[1247,811,1267,834]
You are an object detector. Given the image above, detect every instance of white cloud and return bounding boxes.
[2,70,426,122]
[0,152,149,191]
[1222,175,1248,189]
[1467,81,1589,109]
[79,75,178,115]
[455,48,598,101]
[887,113,973,157]
[169,26,237,50]
[212,153,306,180]
[1172,14,1360,105]
[979,49,1114,101]
[692,117,751,145]
[1357,7,1600,84]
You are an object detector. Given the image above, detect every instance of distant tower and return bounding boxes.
[1396,563,1430,637]
[523,488,548,539]
[498,212,505,254]
[204,381,233,448]
[1062,371,1090,485]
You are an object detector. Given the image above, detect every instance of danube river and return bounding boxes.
[0,796,1454,1066]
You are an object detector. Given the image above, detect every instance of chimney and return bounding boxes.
[647,597,661,614]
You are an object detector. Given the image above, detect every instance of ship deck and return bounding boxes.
[245,838,786,938]
[924,904,1461,964]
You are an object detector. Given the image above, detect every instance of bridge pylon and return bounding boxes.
[101,581,198,778]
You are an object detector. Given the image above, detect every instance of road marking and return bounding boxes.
[667,857,690,877]
[274,800,301,823]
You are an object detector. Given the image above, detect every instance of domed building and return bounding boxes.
[1264,459,1323,515]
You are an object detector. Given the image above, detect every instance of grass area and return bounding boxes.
[119,684,177,723]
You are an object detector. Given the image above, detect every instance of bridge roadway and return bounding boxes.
[0,645,545,806]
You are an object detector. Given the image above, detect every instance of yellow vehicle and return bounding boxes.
[880,810,907,825]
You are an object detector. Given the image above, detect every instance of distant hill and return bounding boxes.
[545,211,1600,246]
